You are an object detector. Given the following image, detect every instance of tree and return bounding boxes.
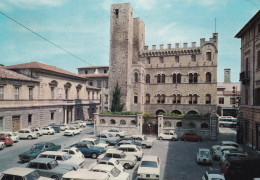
[111,83,124,112]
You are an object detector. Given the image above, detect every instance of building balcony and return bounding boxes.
[239,71,250,84]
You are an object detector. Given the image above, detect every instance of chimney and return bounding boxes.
[224,68,231,83]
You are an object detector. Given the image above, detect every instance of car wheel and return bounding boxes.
[159,137,162,140]
[37,133,40,138]
[91,153,97,159]
[51,176,59,180]
[141,144,147,149]
[123,163,131,169]
[48,132,50,135]
[27,135,33,140]
[72,133,74,136]
[116,134,120,137]
[172,137,176,141]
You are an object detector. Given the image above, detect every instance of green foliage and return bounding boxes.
[159,112,210,117]
[143,112,152,117]
[110,83,125,112]
[100,111,142,115]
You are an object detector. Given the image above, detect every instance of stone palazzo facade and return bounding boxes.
[108,3,218,116]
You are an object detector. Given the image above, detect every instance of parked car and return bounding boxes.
[86,119,94,125]
[48,124,61,133]
[62,169,109,180]
[96,157,124,172]
[25,158,74,180]
[18,129,38,140]
[101,129,126,137]
[59,124,69,131]
[63,126,80,136]
[41,127,55,135]
[61,147,85,159]
[31,127,43,137]
[98,149,137,170]
[77,121,86,127]
[158,131,178,141]
[114,140,142,149]
[68,122,80,128]
[221,156,260,180]
[97,133,120,145]
[0,131,19,142]
[0,167,52,180]
[90,164,130,180]
[19,142,61,162]
[220,150,248,165]
[202,170,225,180]
[0,142,5,150]
[80,137,108,150]
[118,144,143,161]
[180,132,202,142]
[0,135,13,147]
[70,141,105,159]
[37,151,85,169]
[131,135,154,149]
[196,148,212,165]
[137,155,160,180]
[212,146,240,160]
[212,141,243,152]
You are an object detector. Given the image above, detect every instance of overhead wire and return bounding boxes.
[0,11,93,66]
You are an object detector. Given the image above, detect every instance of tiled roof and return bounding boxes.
[0,67,39,82]
[79,74,109,78]
[77,65,109,69]
[5,62,86,80]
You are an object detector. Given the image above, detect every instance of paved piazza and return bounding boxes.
[0,126,237,180]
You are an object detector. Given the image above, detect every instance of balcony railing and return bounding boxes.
[239,71,250,84]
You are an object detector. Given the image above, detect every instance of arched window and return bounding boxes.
[189,73,193,83]
[145,94,150,104]
[176,122,182,127]
[192,94,198,104]
[206,52,212,61]
[156,109,166,115]
[164,121,171,127]
[201,123,209,129]
[172,110,182,115]
[131,120,137,126]
[162,74,165,83]
[206,72,211,83]
[157,74,161,83]
[159,56,164,63]
[177,94,181,104]
[110,119,116,125]
[188,94,192,104]
[120,120,126,125]
[188,122,195,128]
[161,94,166,104]
[172,94,176,104]
[146,74,150,83]
[172,74,177,83]
[177,74,181,83]
[187,110,199,115]
[205,94,211,104]
[100,119,106,124]
[157,94,161,104]
[194,73,198,83]
[134,72,138,82]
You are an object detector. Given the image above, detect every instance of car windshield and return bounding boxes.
[24,171,40,180]
[31,144,44,151]
[140,161,158,168]
[69,127,75,130]
[110,167,121,177]
[108,134,113,137]
[48,160,58,169]
[42,128,48,130]
[121,152,126,158]
[94,139,99,145]
[88,144,94,148]
[62,154,71,160]
[200,151,209,156]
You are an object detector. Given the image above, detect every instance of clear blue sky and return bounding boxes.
[0,0,259,82]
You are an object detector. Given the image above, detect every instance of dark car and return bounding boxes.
[0,135,13,147]
[19,142,61,162]
[48,124,61,133]
[180,132,202,142]
[114,140,142,149]
[70,141,105,159]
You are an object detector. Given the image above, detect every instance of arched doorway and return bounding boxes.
[142,117,158,136]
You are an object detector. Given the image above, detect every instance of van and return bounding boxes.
[221,156,260,180]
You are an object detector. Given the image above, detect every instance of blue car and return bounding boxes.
[70,141,105,159]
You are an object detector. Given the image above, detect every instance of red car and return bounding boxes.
[180,132,202,142]
[0,135,13,147]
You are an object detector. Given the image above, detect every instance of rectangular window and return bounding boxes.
[114,9,119,18]
[147,57,150,64]
[77,89,80,99]
[104,70,107,73]
[28,114,32,126]
[51,87,55,99]
[134,96,138,104]
[105,95,108,104]
[255,88,260,106]
[29,87,33,100]
[0,86,3,100]
[14,87,19,100]
[105,81,108,89]
[206,52,212,61]
[230,98,236,105]
[175,56,179,63]
[89,81,93,86]
[85,70,88,74]
[51,112,54,120]
[0,117,3,131]
[191,55,196,62]
[159,57,164,63]
[97,81,101,88]
[65,89,68,99]
[219,97,224,104]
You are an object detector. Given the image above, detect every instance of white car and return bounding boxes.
[59,124,69,131]
[0,167,52,180]
[102,129,126,137]
[31,127,43,137]
[0,141,5,150]
[80,137,108,150]
[96,157,124,172]
[212,141,243,152]
[196,148,212,165]
[98,149,137,170]
[131,135,155,149]
[202,171,225,180]
[61,147,85,159]
[68,122,81,128]
[158,131,178,141]
[64,126,80,136]
[86,119,94,125]
[77,121,86,127]
[0,131,19,142]
[118,144,143,161]
[41,126,55,135]
[37,151,86,169]
[18,129,38,140]
[212,146,240,160]
[62,169,109,180]
[137,155,160,180]
[91,164,130,180]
